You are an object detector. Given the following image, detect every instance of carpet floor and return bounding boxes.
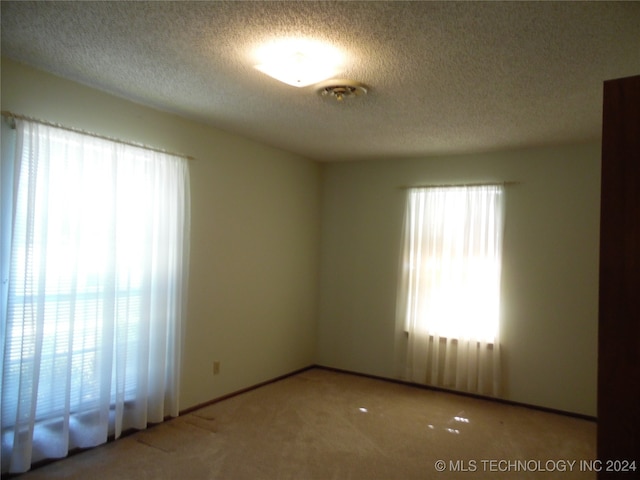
[16,368,596,479]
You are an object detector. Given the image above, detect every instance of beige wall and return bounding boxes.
[1,58,321,410]
[317,146,600,416]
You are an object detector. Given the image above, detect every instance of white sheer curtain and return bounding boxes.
[398,186,504,396]
[1,119,190,473]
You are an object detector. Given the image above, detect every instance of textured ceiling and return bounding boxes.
[2,1,639,161]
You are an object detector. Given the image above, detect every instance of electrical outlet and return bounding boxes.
[213,361,220,375]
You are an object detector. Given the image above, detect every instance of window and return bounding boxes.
[398,185,504,394]
[1,118,190,473]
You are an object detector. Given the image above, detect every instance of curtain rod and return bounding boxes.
[398,181,521,190]
[1,110,195,161]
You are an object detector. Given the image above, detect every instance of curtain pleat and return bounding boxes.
[1,120,190,473]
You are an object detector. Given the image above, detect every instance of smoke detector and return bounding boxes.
[317,80,368,102]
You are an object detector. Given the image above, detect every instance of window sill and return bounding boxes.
[403,330,495,348]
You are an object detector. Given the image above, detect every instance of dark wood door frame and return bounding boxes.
[597,74,640,478]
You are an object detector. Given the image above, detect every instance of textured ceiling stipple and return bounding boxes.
[1,1,639,161]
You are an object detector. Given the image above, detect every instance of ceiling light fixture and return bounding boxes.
[317,80,368,102]
[254,38,343,88]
